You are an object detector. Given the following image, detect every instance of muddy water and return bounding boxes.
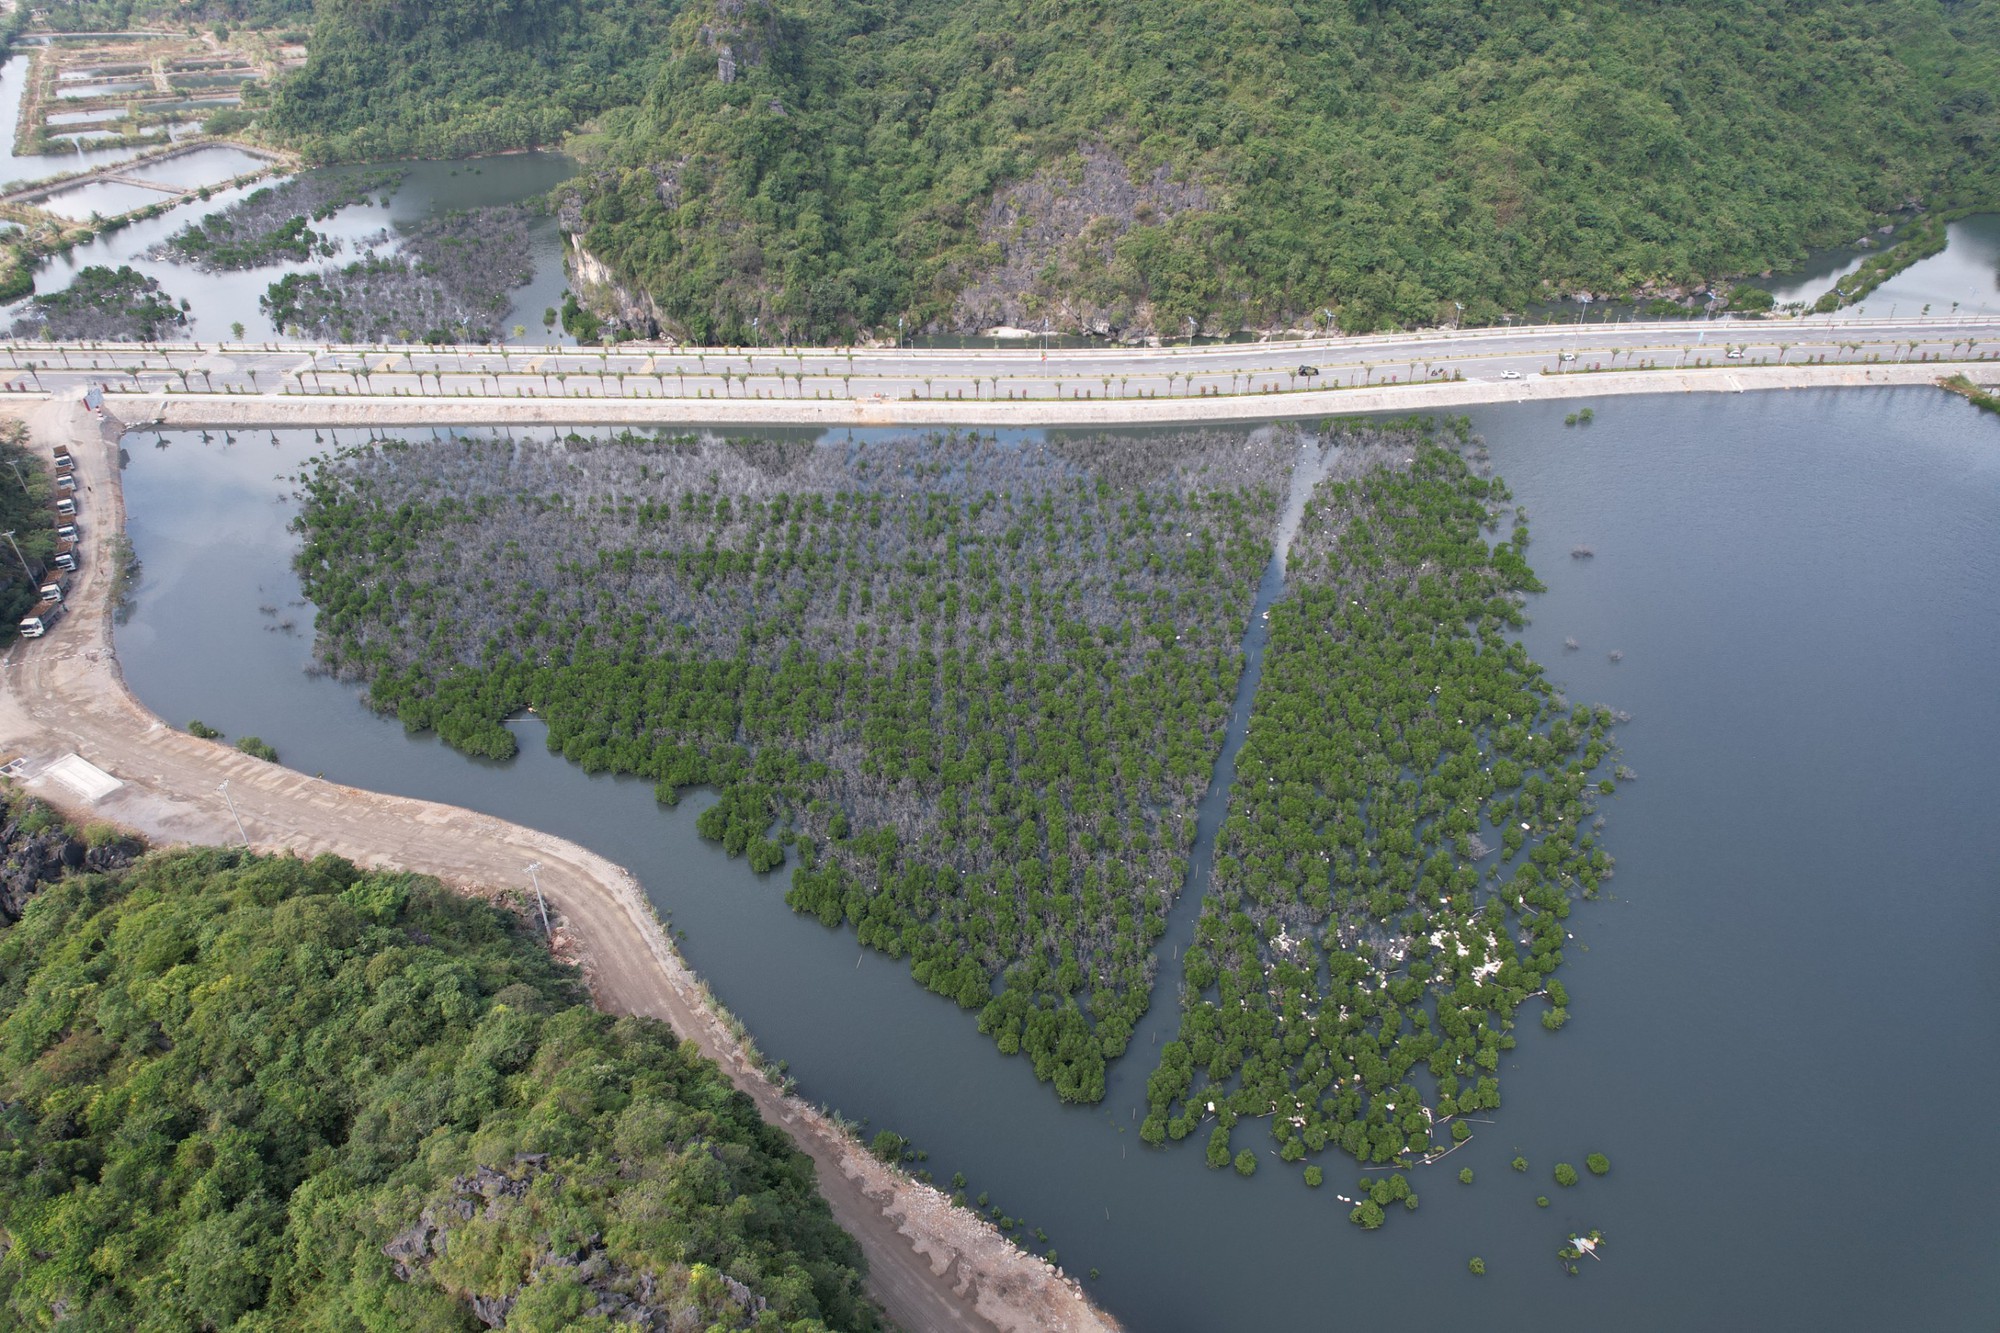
[110,391,2000,1330]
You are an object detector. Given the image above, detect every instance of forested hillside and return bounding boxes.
[0,424,62,639]
[269,0,2000,339]
[0,846,879,1331]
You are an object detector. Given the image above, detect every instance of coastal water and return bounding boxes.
[113,389,2000,1329]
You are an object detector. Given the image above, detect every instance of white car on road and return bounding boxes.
[1500,370,1523,380]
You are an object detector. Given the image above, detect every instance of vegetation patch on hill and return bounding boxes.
[0,844,880,1331]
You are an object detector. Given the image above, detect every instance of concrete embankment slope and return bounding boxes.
[116,361,1962,429]
[0,397,1118,1333]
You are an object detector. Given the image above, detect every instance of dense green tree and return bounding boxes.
[0,847,880,1331]
[0,424,59,639]
[271,0,2000,338]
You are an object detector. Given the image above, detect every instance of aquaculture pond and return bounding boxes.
[0,54,151,182]
[7,152,579,343]
[112,389,2000,1330]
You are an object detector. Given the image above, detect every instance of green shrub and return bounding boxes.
[1586,1153,1611,1176]
[233,736,278,762]
[1555,1162,1579,1187]
[1731,286,1775,313]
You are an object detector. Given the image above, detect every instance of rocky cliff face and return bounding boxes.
[384,1156,771,1329]
[944,144,1212,340]
[564,233,671,340]
[677,0,780,85]
[0,792,142,927]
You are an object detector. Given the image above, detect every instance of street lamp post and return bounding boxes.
[217,780,248,845]
[526,861,552,938]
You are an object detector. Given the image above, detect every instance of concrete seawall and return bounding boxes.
[112,362,1973,430]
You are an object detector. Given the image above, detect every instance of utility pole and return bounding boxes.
[526,861,551,938]
[217,780,248,845]
[1,530,34,582]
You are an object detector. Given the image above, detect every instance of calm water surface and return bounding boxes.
[13,153,579,344]
[114,390,2000,1330]
[1848,214,2000,317]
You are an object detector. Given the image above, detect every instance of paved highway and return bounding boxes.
[1,315,1994,407]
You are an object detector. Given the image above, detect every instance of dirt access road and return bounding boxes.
[0,395,1118,1333]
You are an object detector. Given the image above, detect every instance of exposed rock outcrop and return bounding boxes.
[384,1155,771,1330]
[947,144,1210,339]
[565,234,670,340]
[0,792,142,926]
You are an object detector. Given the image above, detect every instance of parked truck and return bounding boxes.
[51,445,73,473]
[18,596,64,639]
